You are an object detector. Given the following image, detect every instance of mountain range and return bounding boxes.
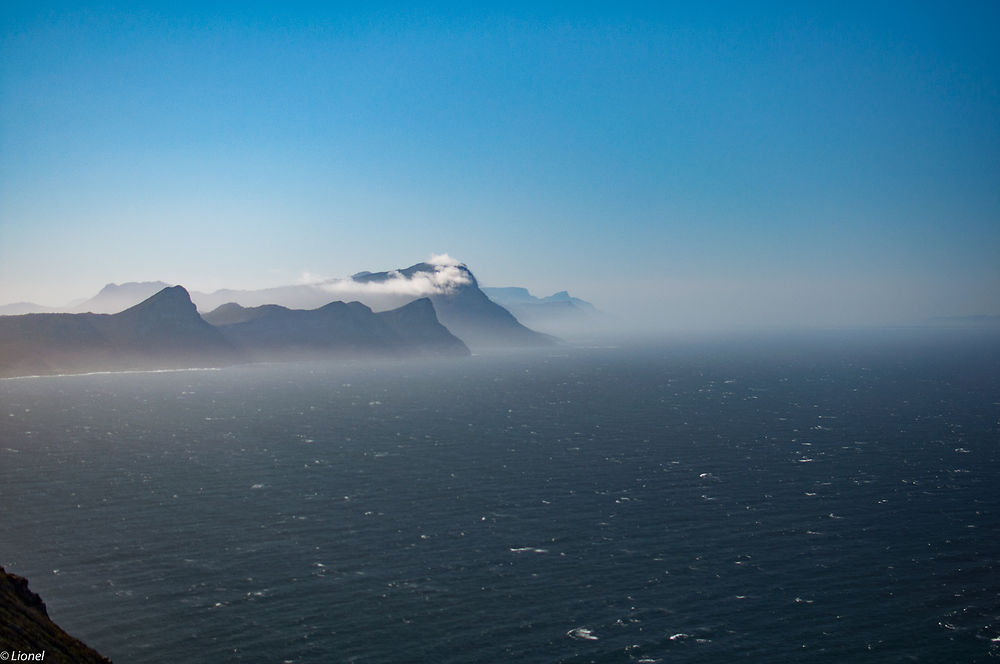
[203,297,469,360]
[0,287,475,378]
[0,286,240,377]
[349,263,556,349]
[1,261,563,353]
[480,286,600,335]
[0,261,568,377]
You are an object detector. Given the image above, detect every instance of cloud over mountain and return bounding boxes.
[317,258,472,297]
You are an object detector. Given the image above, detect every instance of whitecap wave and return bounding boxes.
[567,627,598,640]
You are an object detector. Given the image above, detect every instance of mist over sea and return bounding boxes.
[1,329,998,663]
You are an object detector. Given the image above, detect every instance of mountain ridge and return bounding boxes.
[0,287,471,378]
[481,286,604,337]
[1,260,570,351]
[203,296,469,360]
[349,262,556,350]
[0,286,240,377]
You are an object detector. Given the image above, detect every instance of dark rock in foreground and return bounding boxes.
[0,566,111,663]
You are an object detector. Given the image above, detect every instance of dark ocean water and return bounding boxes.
[1,329,998,663]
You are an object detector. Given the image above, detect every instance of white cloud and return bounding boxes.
[297,271,330,285]
[427,253,463,267]
[315,259,471,297]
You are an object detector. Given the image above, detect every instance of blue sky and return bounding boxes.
[1,2,997,327]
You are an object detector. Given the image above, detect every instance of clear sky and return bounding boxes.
[2,2,998,328]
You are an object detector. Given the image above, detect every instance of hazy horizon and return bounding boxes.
[2,3,998,329]
[4,262,997,334]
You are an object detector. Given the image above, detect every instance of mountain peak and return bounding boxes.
[399,262,479,290]
[75,281,175,314]
[111,286,231,349]
[204,296,469,359]
[0,285,240,376]
[97,280,170,295]
[117,285,196,317]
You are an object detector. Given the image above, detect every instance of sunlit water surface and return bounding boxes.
[2,330,998,662]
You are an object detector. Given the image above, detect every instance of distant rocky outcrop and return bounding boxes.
[482,287,595,312]
[352,263,556,350]
[0,566,111,663]
[0,286,240,377]
[375,297,475,355]
[482,286,603,337]
[203,297,469,359]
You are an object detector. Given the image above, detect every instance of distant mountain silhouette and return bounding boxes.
[352,263,556,350]
[192,285,337,312]
[0,288,472,377]
[482,286,604,337]
[0,286,239,377]
[200,302,287,326]
[482,287,595,311]
[0,281,175,315]
[0,301,54,315]
[1,260,566,352]
[203,297,468,359]
[377,297,474,355]
[72,281,172,313]
[195,261,557,349]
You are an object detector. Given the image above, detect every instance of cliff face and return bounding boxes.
[375,297,472,354]
[355,263,557,350]
[0,566,111,663]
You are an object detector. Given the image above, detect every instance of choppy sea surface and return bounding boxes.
[1,329,998,663]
